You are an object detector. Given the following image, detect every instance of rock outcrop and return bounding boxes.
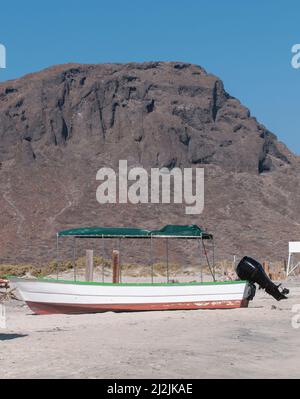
[0,61,299,264]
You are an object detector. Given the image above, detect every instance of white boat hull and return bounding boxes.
[10,278,252,314]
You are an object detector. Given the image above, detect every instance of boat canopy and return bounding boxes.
[58,225,213,239]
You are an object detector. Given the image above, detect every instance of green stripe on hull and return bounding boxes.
[9,276,247,287]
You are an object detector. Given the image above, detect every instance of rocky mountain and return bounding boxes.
[0,61,299,265]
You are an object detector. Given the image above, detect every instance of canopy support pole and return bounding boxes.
[212,238,215,277]
[150,235,154,284]
[199,238,203,283]
[166,239,169,283]
[56,234,59,280]
[201,239,216,282]
[102,235,105,283]
[73,237,77,281]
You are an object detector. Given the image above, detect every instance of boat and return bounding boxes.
[9,226,288,315]
[9,278,252,314]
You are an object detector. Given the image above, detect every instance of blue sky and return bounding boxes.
[0,0,299,153]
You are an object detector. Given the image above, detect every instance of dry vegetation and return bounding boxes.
[0,257,291,281]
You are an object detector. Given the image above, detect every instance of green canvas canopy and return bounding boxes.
[58,225,212,239]
[150,224,212,239]
[58,227,150,238]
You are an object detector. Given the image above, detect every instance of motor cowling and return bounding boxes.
[236,256,289,301]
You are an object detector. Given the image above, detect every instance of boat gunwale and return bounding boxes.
[8,276,247,287]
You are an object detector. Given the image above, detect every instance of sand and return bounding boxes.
[1,280,300,379]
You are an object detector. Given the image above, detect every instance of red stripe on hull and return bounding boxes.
[26,300,249,315]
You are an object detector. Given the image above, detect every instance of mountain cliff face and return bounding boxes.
[0,61,299,264]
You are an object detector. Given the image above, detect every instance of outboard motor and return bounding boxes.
[236,256,289,301]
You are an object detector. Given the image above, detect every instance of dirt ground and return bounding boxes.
[1,280,300,379]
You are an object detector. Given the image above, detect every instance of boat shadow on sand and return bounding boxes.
[0,333,28,341]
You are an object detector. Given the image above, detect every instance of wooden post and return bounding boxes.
[112,250,120,284]
[269,262,273,281]
[263,261,269,277]
[85,250,94,282]
[275,264,280,281]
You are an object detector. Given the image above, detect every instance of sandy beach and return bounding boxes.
[0,279,299,379]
